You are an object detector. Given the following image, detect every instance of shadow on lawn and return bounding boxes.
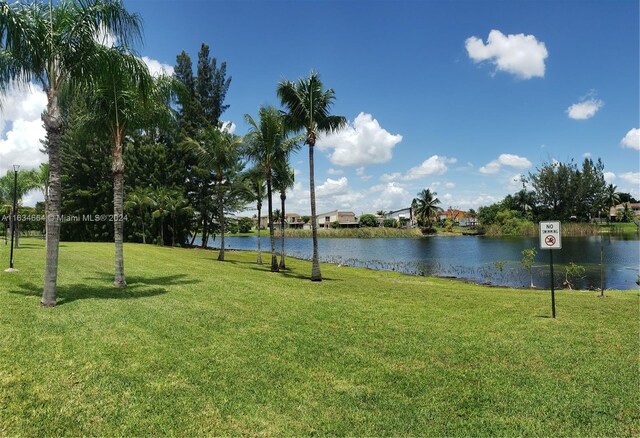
[222,259,341,281]
[12,282,167,305]
[11,273,197,305]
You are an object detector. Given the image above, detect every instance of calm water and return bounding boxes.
[194,234,640,290]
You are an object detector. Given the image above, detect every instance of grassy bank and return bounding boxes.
[0,239,638,435]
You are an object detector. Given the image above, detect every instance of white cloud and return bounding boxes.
[465,29,548,79]
[0,83,47,179]
[327,168,343,175]
[316,177,349,197]
[316,112,402,166]
[603,172,616,183]
[380,172,402,182]
[371,182,410,210]
[479,154,532,174]
[621,128,640,150]
[583,152,591,158]
[566,98,603,120]
[355,166,371,181]
[620,172,639,186]
[404,155,457,180]
[141,56,174,77]
[445,182,456,189]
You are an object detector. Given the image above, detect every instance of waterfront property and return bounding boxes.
[317,210,358,228]
[0,239,637,435]
[384,207,415,227]
[610,202,640,221]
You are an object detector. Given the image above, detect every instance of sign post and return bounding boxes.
[539,221,561,318]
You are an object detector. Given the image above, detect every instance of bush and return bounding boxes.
[382,218,397,228]
[359,214,378,227]
[237,217,254,233]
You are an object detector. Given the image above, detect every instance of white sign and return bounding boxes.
[539,221,562,249]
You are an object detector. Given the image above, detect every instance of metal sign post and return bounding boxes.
[540,221,561,318]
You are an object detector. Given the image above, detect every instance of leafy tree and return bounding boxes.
[617,203,634,223]
[521,248,537,288]
[359,214,378,227]
[183,125,244,261]
[563,262,585,290]
[174,43,232,248]
[237,217,254,234]
[0,0,144,306]
[301,215,311,224]
[412,189,441,231]
[278,71,347,281]
[0,168,40,247]
[383,218,397,228]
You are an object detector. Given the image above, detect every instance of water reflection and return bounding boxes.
[193,234,640,290]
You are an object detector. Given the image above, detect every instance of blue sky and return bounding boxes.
[2,0,638,214]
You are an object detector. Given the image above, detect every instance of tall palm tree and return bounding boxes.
[165,191,190,247]
[78,48,154,288]
[0,0,144,306]
[125,187,154,244]
[277,71,347,281]
[150,187,171,246]
[244,106,300,272]
[273,160,295,270]
[246,166,266,264]
[602,183,620,223]
[412,189,441,230]
[183,124,243,261]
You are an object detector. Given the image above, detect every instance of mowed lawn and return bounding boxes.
[0,239,638,436]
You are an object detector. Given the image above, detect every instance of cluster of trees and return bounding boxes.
[0,0,346,307]
[479,158,636,230]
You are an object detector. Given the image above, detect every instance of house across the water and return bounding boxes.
[317,210,358,228]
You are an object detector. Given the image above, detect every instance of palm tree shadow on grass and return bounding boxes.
[222,260,341,281]
[12,274,198,305]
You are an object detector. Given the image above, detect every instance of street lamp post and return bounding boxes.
[8,164,19,270]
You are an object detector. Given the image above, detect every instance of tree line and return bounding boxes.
[478,158,636,232]
[0,0,346,307]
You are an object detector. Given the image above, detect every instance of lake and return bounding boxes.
[193,234,640,290]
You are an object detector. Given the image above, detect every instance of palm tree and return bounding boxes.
[244,106,300,272]
[1,0,143,306]
[277,71,347,281]
[602,183,621,223]
[78,48,154,287]
[0,168,40,248]
[273,160,295,270]
[183,124,243,261]
[412,189,441,231]
[150,187,171,246]
[125,187,154,244]
[165,191,190,247]
[246,166,266,264]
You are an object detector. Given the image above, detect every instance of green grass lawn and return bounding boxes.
[0,239,638,435]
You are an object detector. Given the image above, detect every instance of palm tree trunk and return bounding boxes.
[279,192,286,270]
[308,142,321,281]
[256,202,262,265]
[159,215,164,246]
[217,183,225,261]
[266,173,279,272]
[141,212,146,244]
[171,216,176,247]
[200,214,208,248]
[113,134,127,288]
[41,97,63,307]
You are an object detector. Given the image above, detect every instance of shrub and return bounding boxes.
[237,217,254,233]
[359,214,378,227]
[382,218,397,228]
